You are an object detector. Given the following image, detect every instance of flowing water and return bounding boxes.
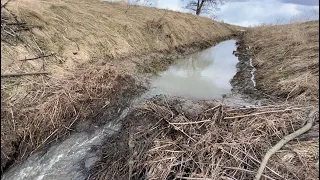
[1,39,257,180]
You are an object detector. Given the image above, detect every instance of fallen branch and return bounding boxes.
[4,22,26,26]
[205,104,221,112]
[20,53,55,61]
[170,119,211,125]
[1,72,50,77]
[254,108,318,180]
[226,104,289,112]
[224,107,312,119]
[175,177,214,180]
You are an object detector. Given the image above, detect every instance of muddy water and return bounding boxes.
[149,40,239,100]
[1,40,258,180]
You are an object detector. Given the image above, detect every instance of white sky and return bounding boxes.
[131,0,319,27]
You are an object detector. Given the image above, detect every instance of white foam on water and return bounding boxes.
[249,58,256,87]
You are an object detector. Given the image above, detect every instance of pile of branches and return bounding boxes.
[91,97,318,180]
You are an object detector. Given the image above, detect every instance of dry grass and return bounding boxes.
[1,0,240,171]
[1,64,142,171]
[2,0,239,75]
[243,20,319,102]
[90,97,319,180]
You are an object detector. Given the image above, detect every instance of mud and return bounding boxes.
[230,37,274,105]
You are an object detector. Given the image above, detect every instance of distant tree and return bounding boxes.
[185,0,226,15]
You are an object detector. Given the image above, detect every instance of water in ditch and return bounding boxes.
[149,40,239,99]
[1,39,258,180]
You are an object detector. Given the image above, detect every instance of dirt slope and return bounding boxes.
[1,0,239,172]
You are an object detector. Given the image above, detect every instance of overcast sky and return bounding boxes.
[135,0,319,27]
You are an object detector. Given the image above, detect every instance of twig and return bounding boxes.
[224,167,276,180]
[167,120,196,142]
[3,29,15,37]
[224,107,312,119]
[226,145,284,179]
[1,0,11,9]
[254,108,318,180]
[20,53,55,61]
[170,119,211,125]
[1,72,50,77]
[205,104,221,112]
[33,128,58,152]
[226,104,289,112]
[175,177,214,180]
[5,22,26,26]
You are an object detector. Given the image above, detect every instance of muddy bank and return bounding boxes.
[230,37,270,104]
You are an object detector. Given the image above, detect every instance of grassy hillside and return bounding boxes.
[243,20,319,102]
[2,0,239,75]
[1,0,238,171]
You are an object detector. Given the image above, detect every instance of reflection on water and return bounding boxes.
[149,40,238,100]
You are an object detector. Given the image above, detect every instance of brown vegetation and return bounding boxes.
[89,97,319,180]
[1,0,238,172]
[1,0,239,75]
[243,20,319,102]
[2,0,318,179]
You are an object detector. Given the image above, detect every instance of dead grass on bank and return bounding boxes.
[1,64,142,171]
[2,0,239,75]
[243,20,319,102]
[91,98,319,180]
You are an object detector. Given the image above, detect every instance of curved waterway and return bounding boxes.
[2,39,258,180]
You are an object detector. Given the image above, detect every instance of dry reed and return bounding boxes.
[90,97,319,180]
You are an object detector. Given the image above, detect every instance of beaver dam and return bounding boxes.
[1,0,319,179]
[3,38,319,179]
